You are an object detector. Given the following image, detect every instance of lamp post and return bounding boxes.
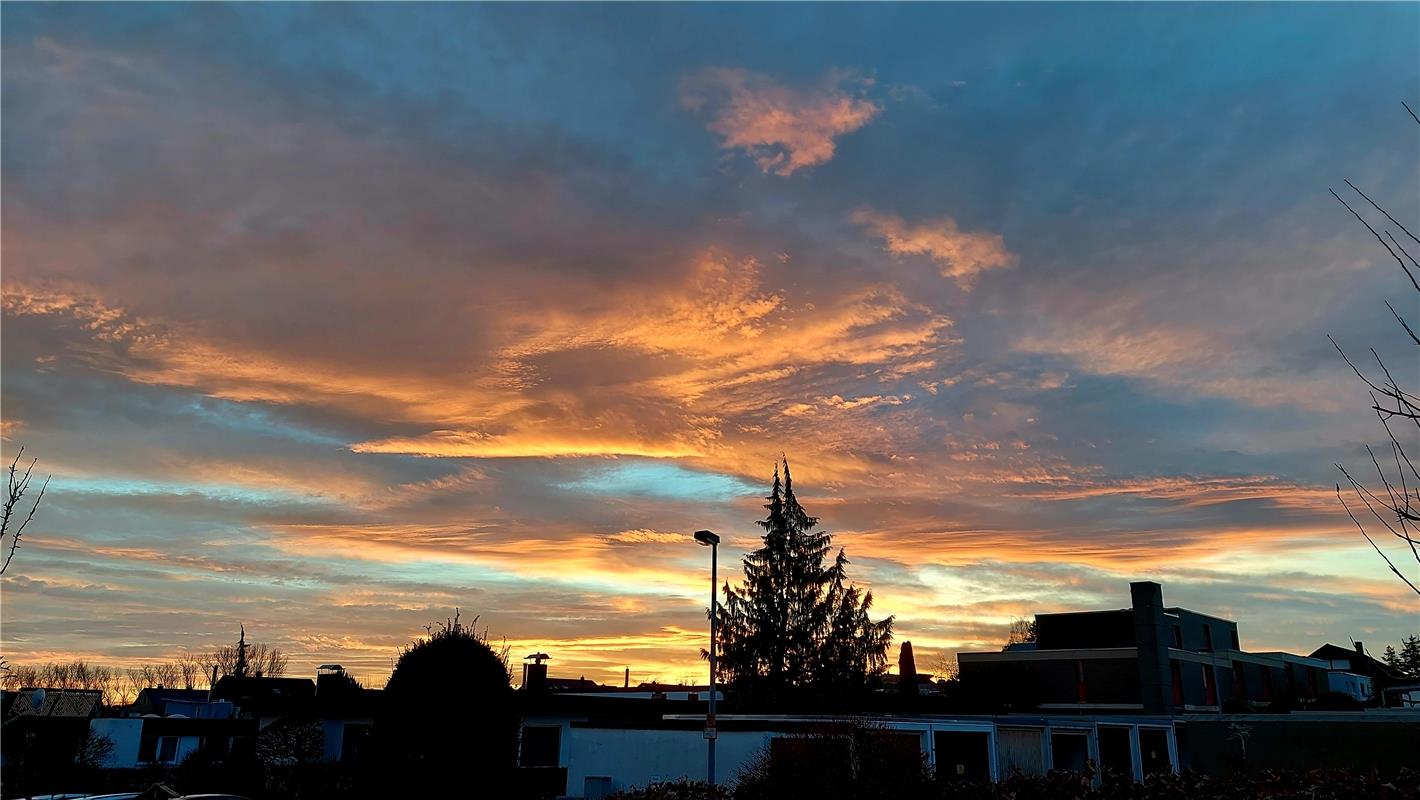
[693,529,720,787]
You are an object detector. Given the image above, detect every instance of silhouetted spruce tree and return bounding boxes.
[232,624,249,678]
[715,459,892,708]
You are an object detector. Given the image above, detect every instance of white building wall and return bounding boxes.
[565,728,774,797]
[173,735,202,764]
[1327,671,1371,701]
[92,718,143,768]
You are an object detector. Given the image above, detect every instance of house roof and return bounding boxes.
[211,675,316,716]
[2,688,103,719]
[132,687,210,715]
[1309,643,1408,684]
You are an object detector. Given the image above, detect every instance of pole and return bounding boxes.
[707,540,718,787]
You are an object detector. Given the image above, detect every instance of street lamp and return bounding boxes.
[694,529,720,787]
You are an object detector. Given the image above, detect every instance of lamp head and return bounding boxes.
[693,529,720,546]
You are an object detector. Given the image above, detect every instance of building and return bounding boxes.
[556,713,1180,797]
[957,582,1328,714]
[1308,642,1415,707]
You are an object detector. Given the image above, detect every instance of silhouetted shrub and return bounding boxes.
[1312,691,1365,711]
[608,779,731,800]
[734,721,933,800]
[377,611,516,793]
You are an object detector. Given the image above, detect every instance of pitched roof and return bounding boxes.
[133,687,210,715]
[1309,643,1408,683]
[3,688,103,719]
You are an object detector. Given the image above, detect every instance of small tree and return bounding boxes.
[379,611,517,791]
[207,626,288,679]
[1004,617,1038,649]
[256,716,324,767]
[1399,634,1420,677]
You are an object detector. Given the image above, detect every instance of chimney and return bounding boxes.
[898,641,919,697]
[1131,581,1172,714]
[522,652,550,693]
[624,667,630,688]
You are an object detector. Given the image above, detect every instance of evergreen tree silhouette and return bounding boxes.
[715,459,892,708]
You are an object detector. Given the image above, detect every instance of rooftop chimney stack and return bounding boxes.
[1355,641,1365,656]
[523,652,550,693]
[624,667,630,688]
[1131,581,1171,714]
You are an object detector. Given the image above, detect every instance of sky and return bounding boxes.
[2,3,1418,686]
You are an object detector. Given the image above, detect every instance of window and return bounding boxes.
[1075,659,1087,703]
[341,724,371,763]
[1172,626,1183,649]
[1096,727,1132,778]
[1170,661,1184,706]
[1201,664,1217,706]
[1202,626,1213,651]
[1233,661,1247,700]
[138,735,158,762]
[520,725,561,768]
[158,736,179,763]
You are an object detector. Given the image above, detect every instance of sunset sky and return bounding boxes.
[3,3,1418,686]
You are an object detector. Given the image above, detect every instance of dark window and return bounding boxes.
[1096,727,1132,778]
[1050,732,1090,773]
[341,724,371,763]
[1172,626,1183,649]
[1262,668,1274,700]
[1233,661,1246,700]
[1170,661,1184,706]
[158,736,179,763]
[1139,728,1172,776]
[1202,664,1217,706]
[1202,626,1213,651]
[520,726,561,768]
[138,735,158,762]
[1306,668,1319,699]
[935,731,992,781]
[1075,659,1087,703]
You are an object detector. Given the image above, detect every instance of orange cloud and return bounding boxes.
[682,67,879,175]
[852,208,1016,286]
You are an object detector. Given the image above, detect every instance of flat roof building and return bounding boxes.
[958,581,1328,715]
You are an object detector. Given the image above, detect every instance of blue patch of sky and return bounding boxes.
[557,460,759,503]
[47,476,323,506]
[180,397,348,448]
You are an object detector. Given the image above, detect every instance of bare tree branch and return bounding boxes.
[1346,179,1420,246]
[1338,484,1419,596]
[2,447,50,577]
[1330,188,1420,292]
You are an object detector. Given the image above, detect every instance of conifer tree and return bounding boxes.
[232,624,250,678]
[714,459,892,707]
[1400,634,1420,677]
[1383,645,1401,672]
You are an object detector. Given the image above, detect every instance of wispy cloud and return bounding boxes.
[852,209,1016,287]
[682,67,879,175]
